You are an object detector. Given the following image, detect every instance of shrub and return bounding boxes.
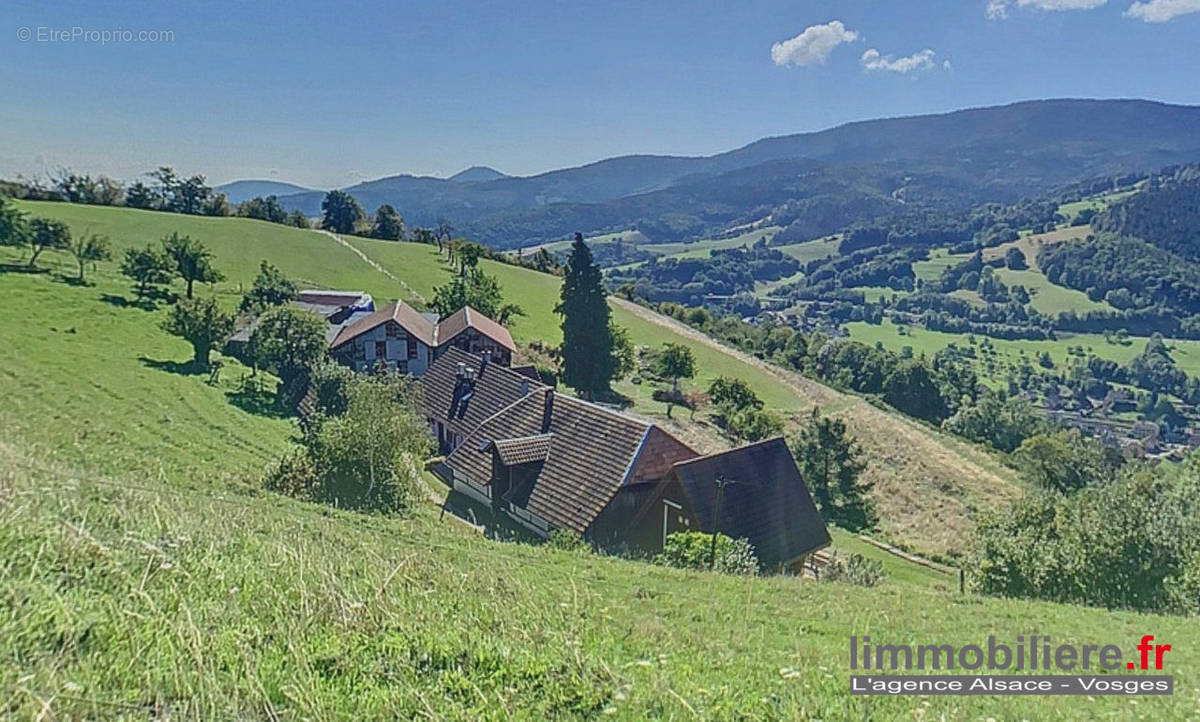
[966,460,1200,612]
[656,531,760,576]
[727,407,783,442]
[547,530,591,552]
[267,373,432,513]
[820,553,885,587]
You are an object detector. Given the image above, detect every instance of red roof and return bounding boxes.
[329,301,435,349]
[435,306,516,352]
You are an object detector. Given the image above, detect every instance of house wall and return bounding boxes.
[336,321,432,375]
[587,478,693,558]
[626,427,698,485]
[438,330,512,366]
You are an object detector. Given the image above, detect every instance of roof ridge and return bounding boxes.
[450,390,544,455]
[552,393,652,430]
[671,436,788,468]
[444,347,547,388]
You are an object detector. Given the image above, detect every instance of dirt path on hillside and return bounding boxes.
[315,230,427,303]
[610,296,1020,559]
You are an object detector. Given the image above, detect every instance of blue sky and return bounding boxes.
[2,0,1198,189]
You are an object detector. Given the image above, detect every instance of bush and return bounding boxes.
[656,531,760,576]
[727,407,783,441]
[966,460,1200,612]
[821,553,886,587]
[267,373,432,513]
[1165,553,1200,616]
[547,529,591,552]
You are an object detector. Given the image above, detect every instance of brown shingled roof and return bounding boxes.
[329,300,435,349]
[435,306,516,352]
[445,386,668,534]
[490,434,554,466]
[419,347,546,441]
[667,437,831,568]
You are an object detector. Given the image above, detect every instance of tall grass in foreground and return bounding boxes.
[2,441,1199,720]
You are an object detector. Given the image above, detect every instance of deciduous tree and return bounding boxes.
[162,232,224,298]
[162,296,235,368]
[251,306,328,387]
[240,260,297,313]
[320,190,365,234]
[25,217,71,269]
[120,245,173,300]
[68,233,111,283]
[371,204,404,240]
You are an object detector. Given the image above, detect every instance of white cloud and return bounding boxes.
[988,0,1107,18]
[861,48,941,74]
[1125,0,1200,21]
[770,21,859,67]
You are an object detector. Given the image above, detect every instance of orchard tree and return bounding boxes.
[371,204,404,240]
[68,233,112,283]
[320,190,365,234]
[162,296,235,368]
[25,217,71,269]
[707,376,762,413]
[0,196,28,248]
[556,233,616,399]
[251,306,328,387]
[656,342,697,418]
[240,260,297,313]
[120,245,173,300]
[162,232,224,298]
[656,342,696,392]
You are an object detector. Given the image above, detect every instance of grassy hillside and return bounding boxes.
[847,318,1200,386]
[4,438,1200,719]
[13,201,403,300]
[0,253,292,485]
[12,202,1023,558]
[5,203,1200,718]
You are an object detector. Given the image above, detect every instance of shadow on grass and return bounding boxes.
[101,293,160,311]
[139,356,207,376]
[0,263,50,276]
[226,387,294,420]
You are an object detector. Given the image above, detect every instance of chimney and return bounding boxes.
[456,362,467,380]
[541,389,554,433]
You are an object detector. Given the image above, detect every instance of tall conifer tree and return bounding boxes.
[556,233,615,398]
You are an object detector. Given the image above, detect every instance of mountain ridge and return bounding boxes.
[264,99,1200,247]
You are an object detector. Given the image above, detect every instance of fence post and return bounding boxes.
[958,568,965,594]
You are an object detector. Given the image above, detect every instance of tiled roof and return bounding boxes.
[435,306,517,352]
[446,386,662,534]
[419,347,546,440]
[329,300,435,348]
[490,434,553,466]
[668,437,831,567]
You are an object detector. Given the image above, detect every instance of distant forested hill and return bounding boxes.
[1092,165,1200,261]
[216,180,314,204]
[273,99,1200,248]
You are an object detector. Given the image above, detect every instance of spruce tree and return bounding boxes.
[556,233,615,398]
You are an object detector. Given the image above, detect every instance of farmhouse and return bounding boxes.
[420,347,830,571]
[329,301,516,375]
[229,291,516,377]
[226,289,377,353]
